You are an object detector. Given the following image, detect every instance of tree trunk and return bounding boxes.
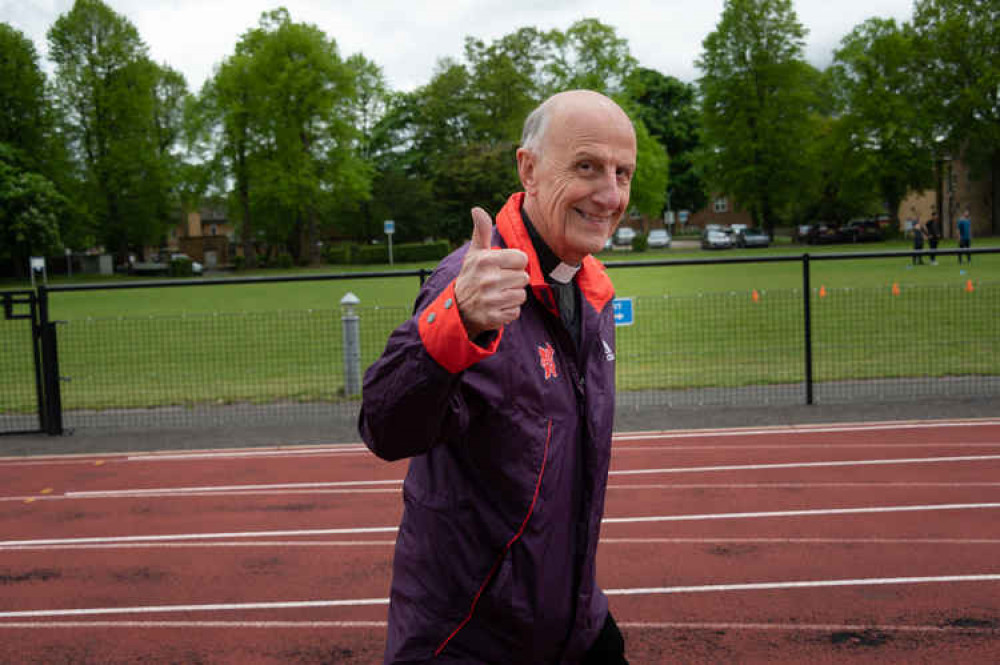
[237,143,255,269]
[308,208,321,266]
[992,149,999,236]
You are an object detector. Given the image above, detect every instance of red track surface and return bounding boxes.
[1,420,999,664]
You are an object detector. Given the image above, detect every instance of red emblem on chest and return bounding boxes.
[538,343,559,381]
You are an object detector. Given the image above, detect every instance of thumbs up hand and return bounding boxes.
[454,207,530,339]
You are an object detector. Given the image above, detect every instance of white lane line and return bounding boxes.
[0,598,389,619]
[0,540,399,551]
[6,481,996,504]
[601,538,1000,545]
[613,443,1000,452]
[0,526,398,548]
[0,621,388,629]
[2,575,998,620]
[609,482,1000,490]
[614,419,1000,441]
[604,574,1000,596]
[4,537,999,553]
[126,447,370,462]
[617,621,999,634]
[66,479,403,498]
[1,488,401,503]
[0,621,994,634]
[609,455,1000,476]
[3,503,997,550]
[603,503,1000,524]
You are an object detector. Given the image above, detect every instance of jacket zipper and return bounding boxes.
[433,419,553,657]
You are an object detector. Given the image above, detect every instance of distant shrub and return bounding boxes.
[395,240,451,263]
[169,257,194,277]
[356,240,452,265]
[276,253,294,269]
[233,255,246,271]
[632,233,648,252]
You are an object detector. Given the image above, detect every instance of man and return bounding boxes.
[359,90,635,664]
[926,210,941,264]
[957,207,972,265]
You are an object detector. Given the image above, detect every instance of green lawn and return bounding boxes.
[1,240,997,414]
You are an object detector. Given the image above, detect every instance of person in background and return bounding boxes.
[926,210,941,265]
[359,90,634,665]
[911,210,926,266]
[957,206,973,265]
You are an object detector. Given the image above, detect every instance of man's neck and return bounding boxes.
[522,210,580,284]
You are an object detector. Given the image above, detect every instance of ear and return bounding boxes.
[516,148,538,195]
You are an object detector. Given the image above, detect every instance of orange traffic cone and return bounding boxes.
[892,283,901,297]
[752,289,760,303]
[965,279,974,293]
[819,285,827,298]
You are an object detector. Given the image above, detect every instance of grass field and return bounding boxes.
[1,239,997,415]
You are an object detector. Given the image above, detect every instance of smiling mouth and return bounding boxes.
[575,209,613,225]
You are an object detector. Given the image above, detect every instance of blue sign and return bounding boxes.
[612,298,634,327]
[384,220,395,235]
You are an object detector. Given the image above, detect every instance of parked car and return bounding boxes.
[735,227,770,248]
[169,253,204,274]
[842,219,884,242]
[647,228,672,249]
[701,228,733,249]
[793,224,812,243]
[614,226,637,246]
[804,222,844,245]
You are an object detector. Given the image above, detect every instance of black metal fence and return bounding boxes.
[1,248,997,436]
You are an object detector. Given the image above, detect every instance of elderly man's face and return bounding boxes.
[519,97,636,265]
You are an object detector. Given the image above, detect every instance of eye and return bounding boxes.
[577,161,594,174]
[616,166,633,182]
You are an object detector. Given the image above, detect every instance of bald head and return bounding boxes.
[521,90,635,157]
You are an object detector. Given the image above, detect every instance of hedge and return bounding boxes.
[327,240,452,265]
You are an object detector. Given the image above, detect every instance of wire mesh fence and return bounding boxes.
[2,255,998,435]
[53,305,410,431]
[0,315,38,433]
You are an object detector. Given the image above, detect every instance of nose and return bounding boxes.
[592,170,622,211]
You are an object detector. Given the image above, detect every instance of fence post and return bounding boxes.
[341,292,362,397]
[802,254,814,406]
[36,285,64,435]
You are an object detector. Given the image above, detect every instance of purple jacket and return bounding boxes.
[360,193,618,664]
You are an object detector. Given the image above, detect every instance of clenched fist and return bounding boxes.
[454,207,530,339]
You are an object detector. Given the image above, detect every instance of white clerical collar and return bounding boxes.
[549,262,581,284]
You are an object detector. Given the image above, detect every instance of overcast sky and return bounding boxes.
[6,0,916,93]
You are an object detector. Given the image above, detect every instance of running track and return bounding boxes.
[1,420,998,664]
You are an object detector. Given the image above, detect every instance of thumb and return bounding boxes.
[469,207,494,251]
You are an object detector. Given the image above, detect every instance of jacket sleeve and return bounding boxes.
[358,260,503,461]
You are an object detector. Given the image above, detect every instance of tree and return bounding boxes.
[832,18,934,224]
[0,146,67,277]
[627,68,705,214]
[0,24,50,168]
[201,9,369,264]
[912,0,1000,233]
[545,19,637,95]
[199,51,259,265]
[628,119,669,219]
[697,0,816,231]
[48,0,183,261]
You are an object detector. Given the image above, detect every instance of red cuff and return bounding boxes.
[418,281,502,374]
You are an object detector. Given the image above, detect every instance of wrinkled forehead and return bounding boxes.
[546,100,636,161]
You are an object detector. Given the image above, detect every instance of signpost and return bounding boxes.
[384,220,395,266]
[612,297,634,327]
[29,257,47,288]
